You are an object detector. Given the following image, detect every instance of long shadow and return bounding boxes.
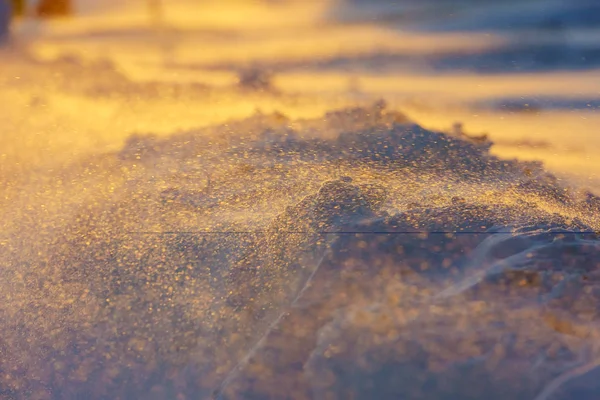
[424,43,600,74]
[311,0,600,74]
[196,40,600,76]
[473,96,600,113]
[330,0,600,33]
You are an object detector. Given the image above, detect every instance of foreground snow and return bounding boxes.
[0,102,599,399]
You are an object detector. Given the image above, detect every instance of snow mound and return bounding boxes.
[1,103,600,399]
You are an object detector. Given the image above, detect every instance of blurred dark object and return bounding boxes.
[36,0,71,17]
[10,0,23,17]
[9,0,71,18]
[238,68,273,91]
[0,0,10,41]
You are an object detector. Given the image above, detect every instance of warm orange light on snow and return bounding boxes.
[4,0,600,194]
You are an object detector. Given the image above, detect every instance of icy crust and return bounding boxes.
[2,104,600,399]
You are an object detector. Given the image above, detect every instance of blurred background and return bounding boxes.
[1,0,600,191]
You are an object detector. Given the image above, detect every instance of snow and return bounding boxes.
[1,1,600,399]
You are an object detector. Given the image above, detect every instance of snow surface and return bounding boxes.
[1,1,600,399]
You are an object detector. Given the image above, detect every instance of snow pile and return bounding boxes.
[0,103,599,399]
